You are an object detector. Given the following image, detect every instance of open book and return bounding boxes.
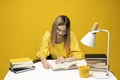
[49,60,87,71]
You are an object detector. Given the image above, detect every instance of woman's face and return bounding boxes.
[56,25,67,38]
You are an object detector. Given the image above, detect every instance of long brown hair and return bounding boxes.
[51,15,70,51]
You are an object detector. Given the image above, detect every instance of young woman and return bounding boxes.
[36,15,84,69]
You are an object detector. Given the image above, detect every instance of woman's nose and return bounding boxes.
[59,31,63,35]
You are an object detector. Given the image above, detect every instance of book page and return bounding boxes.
[49,60,87,71]
[50,62,76,70]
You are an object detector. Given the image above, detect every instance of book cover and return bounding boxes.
[9,57,32,64]
[85,54,107,60]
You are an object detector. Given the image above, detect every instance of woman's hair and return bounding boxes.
[51,15,70,51]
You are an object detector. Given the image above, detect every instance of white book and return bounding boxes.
[88,63,106,66]
[11,61,33,65]
[90,67,107,72]
[11,62,34,69]
[90,65,107,69]
[49,60,87,71]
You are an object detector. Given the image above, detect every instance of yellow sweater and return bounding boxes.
[36,31,84,60]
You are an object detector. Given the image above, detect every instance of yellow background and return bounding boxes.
[0,0,120,79]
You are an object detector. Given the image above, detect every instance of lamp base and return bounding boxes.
[93,72,111,79]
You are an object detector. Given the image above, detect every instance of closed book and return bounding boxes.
[85,54,107,60]
[9,57,32,65]
[90,67,107,72]
[10,63,34,69]
[10,66,35,74]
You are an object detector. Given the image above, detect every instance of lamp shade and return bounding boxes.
[81,32,96,47]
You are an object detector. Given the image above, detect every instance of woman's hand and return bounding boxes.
[40,56,51,69]
[42,61,51,69]
[55,57,66,64]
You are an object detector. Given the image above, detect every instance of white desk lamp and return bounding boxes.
[81,22,110,79]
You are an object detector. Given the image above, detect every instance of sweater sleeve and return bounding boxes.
[68,32,85,60]
[36,31,50,58]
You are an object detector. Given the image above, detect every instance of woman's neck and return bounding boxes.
[56,37,64,44]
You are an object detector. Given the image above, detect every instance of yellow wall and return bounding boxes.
[0,0,120,79]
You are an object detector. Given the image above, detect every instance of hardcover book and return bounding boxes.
[85,54,107,60]
[9,66,35,74]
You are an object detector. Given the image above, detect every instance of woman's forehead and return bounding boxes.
[57,25,66,30]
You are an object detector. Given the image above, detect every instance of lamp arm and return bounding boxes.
[92,29,110,73]
[102,30,110,73]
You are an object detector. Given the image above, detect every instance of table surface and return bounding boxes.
[4,60,117,80]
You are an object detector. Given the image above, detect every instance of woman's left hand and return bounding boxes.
[55,57,65,64]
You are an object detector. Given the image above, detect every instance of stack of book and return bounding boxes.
[9,57,35,74]
[85,54,107,72]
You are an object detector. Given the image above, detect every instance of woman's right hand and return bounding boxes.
[42,61,50,69]
[40,56,51,69]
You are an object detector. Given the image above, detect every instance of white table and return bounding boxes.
[4,60,117,80]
